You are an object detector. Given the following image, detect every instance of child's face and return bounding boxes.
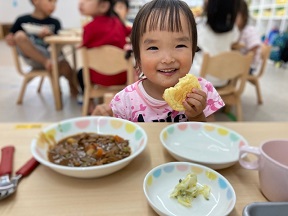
[114,2,128,21]
[33,0,56,16]
[236,13,244,30]
[78,0,104,17]
[139,13,193,90]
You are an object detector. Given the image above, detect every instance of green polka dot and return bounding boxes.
[167,127,174,134]
[135,130,143,140]
[58,122,72,133]
[230,133,239,142]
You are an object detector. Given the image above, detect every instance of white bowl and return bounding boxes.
[31,116,147,178]
[21,23,44,35]
[143,162,236,216]
[160,122,248,169]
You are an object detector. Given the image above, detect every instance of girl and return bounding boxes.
[93,0,224,122]
[236,0,262,74]
[77,0,131,107]
[190,0,240,87]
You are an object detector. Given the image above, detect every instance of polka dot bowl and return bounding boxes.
[31,116,147,178]
[160,122,248,170]
[143,162,236,216]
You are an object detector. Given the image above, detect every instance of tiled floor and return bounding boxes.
[0,40,288,122]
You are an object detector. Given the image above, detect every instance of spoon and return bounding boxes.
[0,157,39,200]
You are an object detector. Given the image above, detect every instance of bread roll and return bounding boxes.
[163,74,201,111]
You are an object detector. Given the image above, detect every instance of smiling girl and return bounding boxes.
[94,0,224,122]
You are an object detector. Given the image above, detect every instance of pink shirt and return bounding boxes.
[239,25,262,70]
[110,77,224,122]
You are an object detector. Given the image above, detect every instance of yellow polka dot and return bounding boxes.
[217,128,229,136]
[111,120,123,129]
[206,171,217,180]
[46,129,56,139]
[191,166,203,174]
[162,131,168,140]
[125,123,136,133]
[147,175,153,186]
[204,125,215,131]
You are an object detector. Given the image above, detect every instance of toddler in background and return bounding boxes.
[77,0,132,110]
[5,0,78,96]
[93,0,224,122]
[190,0,240,87]
[236,0,262,74]
[113,0,133,28]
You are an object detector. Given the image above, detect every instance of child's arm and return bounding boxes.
[183,88,207,122]
[91,104,113,116]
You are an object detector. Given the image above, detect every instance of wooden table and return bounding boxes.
[44,35,81,110]
[1,122,288,215]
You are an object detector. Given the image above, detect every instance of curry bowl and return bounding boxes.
[143,162,236,216]
[160,122,248,169]
[31,116,147,178]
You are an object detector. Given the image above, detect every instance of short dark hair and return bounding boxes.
[131,0,197,67]
[238,0,249,29]
[206,0,240,33]
[114,0,129,9]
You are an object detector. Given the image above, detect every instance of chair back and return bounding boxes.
[199,51,253,121]
[81,45,135,115]
[200,51,253,96]
[254,44,271,78]
[81,45,134,89]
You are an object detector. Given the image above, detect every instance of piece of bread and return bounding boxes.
[163,74,201,111]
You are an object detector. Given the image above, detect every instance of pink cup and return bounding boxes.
[239,139,288,202]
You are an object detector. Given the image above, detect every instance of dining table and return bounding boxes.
[1,122,287,216]
[44,34,82,111]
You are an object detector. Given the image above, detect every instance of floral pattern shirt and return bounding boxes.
[110,77,224,122]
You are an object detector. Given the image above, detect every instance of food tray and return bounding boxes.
[243,202,288,216]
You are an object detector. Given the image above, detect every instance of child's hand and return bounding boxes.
[38,26,52,38]
[5,33,15,46]
[91,104,113,116]
[183,88,207,121]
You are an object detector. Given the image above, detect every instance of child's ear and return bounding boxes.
[99,1,111,14]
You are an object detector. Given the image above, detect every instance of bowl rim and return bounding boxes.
[31,116,148,171]
[159,122,249,166]
[143,161,237,216]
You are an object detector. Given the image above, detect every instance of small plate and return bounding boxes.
[143,162,236,216]
[160,122,248,169]
[21,23,44,35]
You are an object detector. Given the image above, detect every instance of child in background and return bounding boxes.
[5,0,78,96]
[113,0,133,28]
[190,0,240,87]
[92,0,224,122]
[77,0,131,110]
[236,0,262,74]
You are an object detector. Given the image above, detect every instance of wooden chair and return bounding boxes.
[247,44,271,104]
[11,46,56,105]
[81,45,134,116]
[200,51,253,121]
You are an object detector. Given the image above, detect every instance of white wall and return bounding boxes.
[0,0,82,28]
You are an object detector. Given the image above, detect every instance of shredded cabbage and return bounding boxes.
[170,173,210,207]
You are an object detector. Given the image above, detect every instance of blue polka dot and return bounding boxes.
[227,188,233,200]
[153,169,162,178]
[163,165,174,173]
[218,178,228,189]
